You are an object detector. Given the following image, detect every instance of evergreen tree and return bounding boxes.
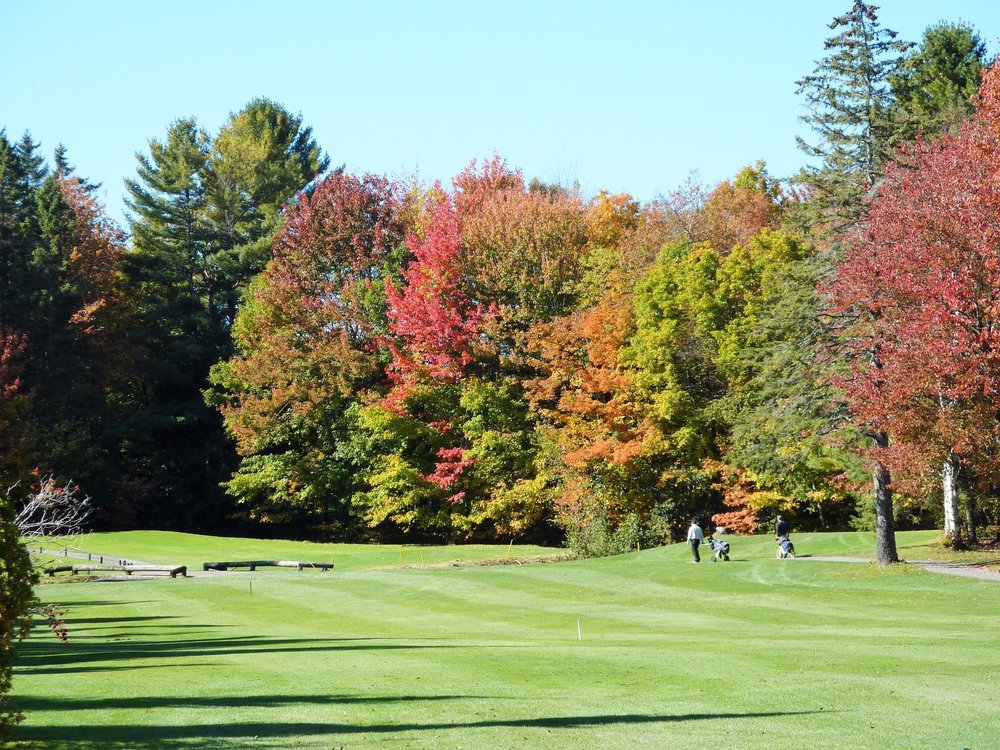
[202,98,330,327]
[0,134,29,325]
[121,101,328,529]
[795,1,912,227]
[125,118,211,321]
[890,21,987,140]
[1,131,132,510]
[13,133,47,193]
[0,132,47,326]
[794,2,914,563]
[53,143,100,191]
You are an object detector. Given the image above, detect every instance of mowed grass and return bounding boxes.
[30,530,569,572]
[9,531,1000,749]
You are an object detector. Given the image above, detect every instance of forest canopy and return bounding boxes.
[2,5,998,559]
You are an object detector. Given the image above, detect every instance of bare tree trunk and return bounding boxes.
[964,493,978,546]
[942,455,964,549]
[872,432,898,563]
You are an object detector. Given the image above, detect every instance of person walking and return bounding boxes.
[775,515,790,539]
[686,519,704,562]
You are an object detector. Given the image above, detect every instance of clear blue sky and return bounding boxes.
[3,1,999,228]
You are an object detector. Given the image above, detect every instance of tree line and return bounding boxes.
[0,4,996,560]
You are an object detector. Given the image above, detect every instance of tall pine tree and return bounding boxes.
[795,1,912,228]
[890,21,986,140]
[122,101,328,528]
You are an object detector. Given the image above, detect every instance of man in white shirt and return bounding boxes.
[686,519,704,563]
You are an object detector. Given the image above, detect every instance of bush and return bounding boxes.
[566,511,662,558]
[1,490,37,741]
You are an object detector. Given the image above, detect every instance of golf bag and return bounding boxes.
[776,535,795,559]
[706,536,730,561]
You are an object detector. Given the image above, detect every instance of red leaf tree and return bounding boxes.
[383,191,488,500]
[384,191,486,393]
[210,172,406,521]
[829,64,1000,547]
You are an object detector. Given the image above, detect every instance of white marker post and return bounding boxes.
[577,619,582,641]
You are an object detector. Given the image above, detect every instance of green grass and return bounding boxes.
[9,531,1000,749]
[29,530,568,573]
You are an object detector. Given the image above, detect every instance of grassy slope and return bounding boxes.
[33,528,988,572]
[32,530,566,572]
[10,531,1000,750]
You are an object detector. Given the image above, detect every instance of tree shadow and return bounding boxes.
[15,634,465,672]
[11,693,488,711]
[14,662,224,676]
[40,600,156,608]
[45,615,184,625]
[14,710,827,748]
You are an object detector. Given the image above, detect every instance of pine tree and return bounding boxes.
[122,102,328,528]
[795,1,912,227]
[125,118,211,319]
[122,118,232,528]
[890,21,986,140]
[53,143,100,192]
[202,98,330,327]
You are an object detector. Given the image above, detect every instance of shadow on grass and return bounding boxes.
[11,693,484,711]
[14,662,224,676]
[44,600,156,607]
[15,710,826,748]
[44,615,184,625]
[15,634,464,672]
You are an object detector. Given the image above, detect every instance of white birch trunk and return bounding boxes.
[942,456,962,546]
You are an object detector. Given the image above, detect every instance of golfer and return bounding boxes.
[775,514,790,539]
[686,519,704,562]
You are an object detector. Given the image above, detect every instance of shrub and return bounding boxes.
[1,489,37,741]
[566,510,661,558]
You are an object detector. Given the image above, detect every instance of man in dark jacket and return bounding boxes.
[775,515,790,539]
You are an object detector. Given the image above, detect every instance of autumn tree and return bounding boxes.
[384,192,486,400]
[829,64,1000,548]
[209,172,405,531]
[457,156,589,359]
[524,273,658,551]
[577,191,641,307]
[0,329,30,484]
[353,190,544,540]
[699,162,782,253]
[525,167,817,549]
